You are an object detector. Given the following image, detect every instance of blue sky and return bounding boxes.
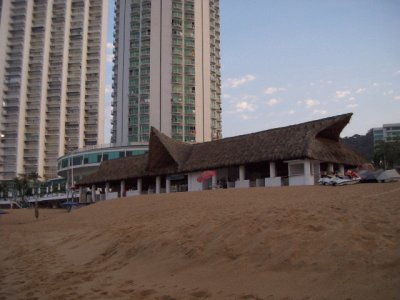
[104,0,400,142]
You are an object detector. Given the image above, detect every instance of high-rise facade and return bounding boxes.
[0,0,108,180]
[372,123,400,145]
[111,0,221,145]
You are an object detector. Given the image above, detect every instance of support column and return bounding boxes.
[166,178,171,193]
[156,176,161,194]
[79,186,83,202]
[212,174,217,189]
[137,178,142,194]
[91,185,96,202]
[269,162,276,177]
[120,180,125,197]
[339,165,345,176]
[236,165,249,188]
[239,165,245,181]
[328,163,334,174]
[266,161,281,187]
[304,159,311,177]
[105,182,110,200]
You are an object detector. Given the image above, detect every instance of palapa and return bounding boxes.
[78,113,365,186]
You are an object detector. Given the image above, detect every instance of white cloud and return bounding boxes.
[394,96,400,100]
[348,97,356,101]
[242,95,258,101]
[355,88,366,94]
[235,101,256,112]
[283,109,295,115]
[263,87,286,95]
[105,84,112,95]
[224,74,256,88]
[106,42,114,51]
[383,90,394,96]
[267,98,281,107]
[240,114,257,121]
[318,80,333,86]
[303,98,320,108]
[346,103,359,108]
[372,82,392,88]
[335,90,351,98]
[222,93,232,99]
[313,109,327,115]
[106,54,114,63]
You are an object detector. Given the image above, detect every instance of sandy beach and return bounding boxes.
[1,182,399,300]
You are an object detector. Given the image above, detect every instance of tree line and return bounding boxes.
[341,130,400,169]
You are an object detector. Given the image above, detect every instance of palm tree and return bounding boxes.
[374,138,400,169]
[13,174,29,205]
[12,173,41,218]
[0,181,8,200]
[27,172,41,219]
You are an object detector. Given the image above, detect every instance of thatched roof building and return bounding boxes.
[79,113,365,187]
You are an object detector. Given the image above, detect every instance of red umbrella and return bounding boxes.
[197,170,216,183]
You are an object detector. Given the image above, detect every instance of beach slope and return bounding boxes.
[1,182,399,299]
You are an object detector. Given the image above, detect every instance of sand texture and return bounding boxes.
[1,182,400,300]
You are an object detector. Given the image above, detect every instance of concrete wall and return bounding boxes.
[188,172,203,192]
[265,177,282,187]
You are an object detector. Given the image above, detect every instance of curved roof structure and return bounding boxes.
[79,113,365,185]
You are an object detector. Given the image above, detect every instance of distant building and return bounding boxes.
[0,0,108,180]
[372,123,400,145]
[57,143,148,187]
[111,0,222,145]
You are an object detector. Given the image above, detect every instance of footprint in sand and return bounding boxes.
[159,295,177,300]
[240,295,263,300]
[140,289,156,297]
[191,290,212,298]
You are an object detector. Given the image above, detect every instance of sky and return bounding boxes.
[104,0,400,142]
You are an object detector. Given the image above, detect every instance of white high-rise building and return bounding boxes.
[372,123,400,145]
[0,0,108,180]
[111,0,222,145]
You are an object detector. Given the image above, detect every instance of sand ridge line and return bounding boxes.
[362,186,400,198]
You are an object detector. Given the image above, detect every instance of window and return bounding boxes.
[84,153,102,164]
[72,155,83,166]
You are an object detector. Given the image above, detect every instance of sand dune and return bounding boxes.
[1,182,400,300]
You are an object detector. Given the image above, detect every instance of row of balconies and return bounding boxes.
[6,45,23,56]
[44,154,58,161]
[10,21,25,31]
[46,120,59,127]
[10,12,26,22]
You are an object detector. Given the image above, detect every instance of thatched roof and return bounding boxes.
[79,154,148,185]
[146,127,192,172]
[79,113,365,185]
[180,113,363,171]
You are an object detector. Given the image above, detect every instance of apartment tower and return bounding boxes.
[112,0,221,144]
[0,0,108,180]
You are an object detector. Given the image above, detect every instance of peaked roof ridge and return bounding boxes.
[302,113,353,158]
[149,127,193,167]
[189,112,354,148]
[313,112,353,140]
